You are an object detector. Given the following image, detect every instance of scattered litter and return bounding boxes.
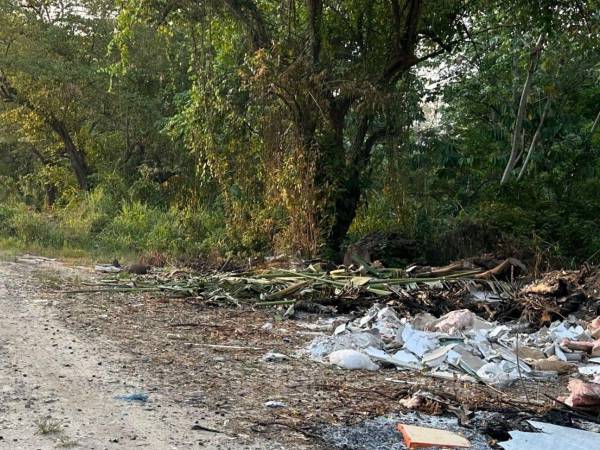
[94,264,122,273]
[305,303,600,386]
[191,423,224,433]
[66,256,600,446]
[114,392,148,403]
[261,352,290,362]
[264,400,286,408]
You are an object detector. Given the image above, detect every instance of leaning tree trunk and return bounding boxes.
[47,116,90,190]
[0,73,90,190]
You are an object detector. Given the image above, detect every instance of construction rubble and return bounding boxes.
[304,304,599,387]
[80,255,600,446]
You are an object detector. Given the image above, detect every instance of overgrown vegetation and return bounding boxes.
[0,1,598,265]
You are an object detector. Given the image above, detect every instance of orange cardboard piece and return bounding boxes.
[397,423,471,449]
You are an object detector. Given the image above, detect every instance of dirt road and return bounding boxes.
[1,256,537,450]
[0,258,278,450]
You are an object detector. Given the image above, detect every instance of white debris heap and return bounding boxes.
[305,304,598,386]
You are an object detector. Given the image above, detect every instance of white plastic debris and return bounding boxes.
[328,349,379,371]
[578,365,600,376]
[476,361,520,386]
[94,264,121,273]
[549,321,586,341]
[264,400,286,408]
[261,352,290,362]
[307,332,383,361]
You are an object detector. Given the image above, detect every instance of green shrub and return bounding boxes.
[56,187,118,248]
[0,204,16,236]
[99,201,185,254]
[7,204,66,248]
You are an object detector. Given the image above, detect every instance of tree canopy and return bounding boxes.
[0,0,599,263]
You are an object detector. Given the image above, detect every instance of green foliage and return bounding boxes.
[0,0,599,265]
[98,202,183,254]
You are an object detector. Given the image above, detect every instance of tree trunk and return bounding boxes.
[45,183,57,207]
[501,33,545,184]
[64,139,89,191]
[0,73,89,190]
[321,111,385,253]
[47,116,90,190]
[327,168,363,252]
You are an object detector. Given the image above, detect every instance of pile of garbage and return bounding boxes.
[88,256,600,409]
[305,304,600,388]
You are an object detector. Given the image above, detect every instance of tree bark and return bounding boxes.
[46,115,90,190]
[306,0,323,64]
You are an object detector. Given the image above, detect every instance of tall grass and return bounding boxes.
[0,187,226,262]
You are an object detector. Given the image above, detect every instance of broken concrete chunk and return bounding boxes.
[402,324,439,357]
[476,361,520,386]
[433,309,480,333]
[448,346,486,373]
[391,350,422,369]
[549,322,586,340]
[422,344,457,368]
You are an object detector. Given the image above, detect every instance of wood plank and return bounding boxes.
[397,423,471,449]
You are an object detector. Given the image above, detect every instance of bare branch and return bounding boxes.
[501,33,545,185]
[517,97,551,180]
